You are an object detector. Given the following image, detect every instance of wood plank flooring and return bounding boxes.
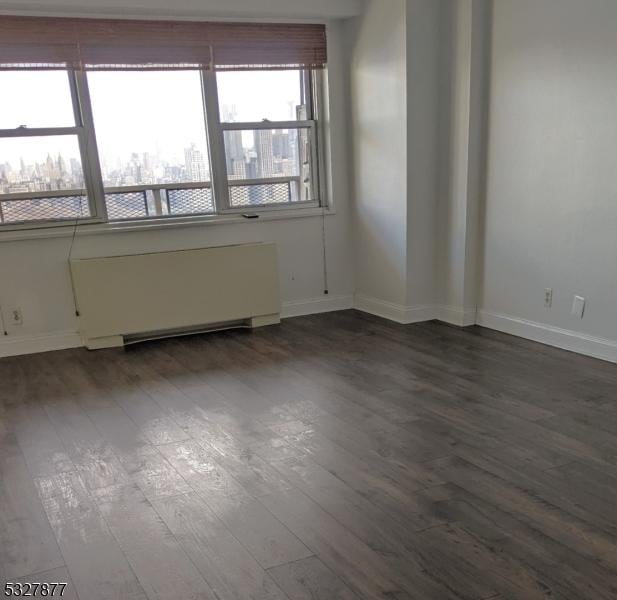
[2,310,617,599]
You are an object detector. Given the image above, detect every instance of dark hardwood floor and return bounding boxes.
[2,310,617,599]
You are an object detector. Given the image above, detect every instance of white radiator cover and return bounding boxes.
[70,242,280,349]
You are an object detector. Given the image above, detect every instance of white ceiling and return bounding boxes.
[0,0,365,21]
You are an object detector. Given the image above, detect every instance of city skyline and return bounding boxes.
[1,115,303,197]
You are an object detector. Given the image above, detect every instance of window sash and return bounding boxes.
[0,70,105,226]
[219,121,318,212]
[0,67,323,230]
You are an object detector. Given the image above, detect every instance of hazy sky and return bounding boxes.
[0,71,79,169]
[0,69,303,171]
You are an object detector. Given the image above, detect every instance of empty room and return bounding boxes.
[1,0,617,598]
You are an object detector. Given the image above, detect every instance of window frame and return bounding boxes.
[0,66,326,231]
[0,70,106,229]
[212,68,321,214]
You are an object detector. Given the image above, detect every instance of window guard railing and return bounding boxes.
[0,188,90,224]
[0,175,314,225]
[103,176,308,219]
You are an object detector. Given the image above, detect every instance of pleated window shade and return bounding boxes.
[0,16,327,71]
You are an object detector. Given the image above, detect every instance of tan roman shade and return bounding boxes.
[0,16,327,71]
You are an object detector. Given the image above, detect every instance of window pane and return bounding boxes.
[223,127,313,207]
[88,71,210,188]
[0,136,85,194]
[224,128,301,179]
[0,71,75,129]
[217,70,305,123]
[0,135,89,224]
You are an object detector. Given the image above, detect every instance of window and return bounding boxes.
[0,17,327,230]
[88,71,214,220]
[0,71,92,225]
[218,69,317,209]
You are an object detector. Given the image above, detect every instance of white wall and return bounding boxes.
[405,0,445,308]
[346,0,409,309]
[437,0,489,326]
[479,0,617,360]
[0,20,354,356]
[347,0,446,321]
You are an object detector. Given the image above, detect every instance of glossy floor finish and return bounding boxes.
[2,310,617,599]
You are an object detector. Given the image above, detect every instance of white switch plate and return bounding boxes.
[544,288,553,308]
[571,296,586,319]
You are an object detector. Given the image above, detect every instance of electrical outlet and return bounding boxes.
[571,296,586,319]
[544,288,553,308]
[11,308,23,326]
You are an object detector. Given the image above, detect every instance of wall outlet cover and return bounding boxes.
[11,308,23,326]
[571,296,586,319]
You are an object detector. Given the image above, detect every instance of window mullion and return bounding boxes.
[71,70,107,222]
[201,69,230,213]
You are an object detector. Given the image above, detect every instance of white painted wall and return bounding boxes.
[346,0,408,310]
[0,20,354,355]
[347,0,446,321]
[437,0,489,326]
[480,0,617,358]
[405,0,445,308]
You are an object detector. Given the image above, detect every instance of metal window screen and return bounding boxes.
[0,195,89,223]
[105,191,148,220]
[229,182,293,207]
[167,187,214,215]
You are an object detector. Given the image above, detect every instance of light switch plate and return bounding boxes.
[571,296,586,319]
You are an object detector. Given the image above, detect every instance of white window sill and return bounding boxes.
[0,206,335,243]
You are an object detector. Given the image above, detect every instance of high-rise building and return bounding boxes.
[221,104,238,123]
[226,130,245,176]
[184,144,208,182]
[57,154,66,176]
[272,130,290,159]
[45,154,55,179]
[254,129,274,178]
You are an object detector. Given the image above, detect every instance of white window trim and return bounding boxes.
[0,67,328,232]
[0,204,337,243]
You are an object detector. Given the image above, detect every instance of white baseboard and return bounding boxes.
[477,309,617,364]
[353,294,437,324]
[0,330,82,359]
[353,295,479,327]
[8,303,613,365]
[0,297,353,358]
[281,294,354,319]
[437,305,478,327]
